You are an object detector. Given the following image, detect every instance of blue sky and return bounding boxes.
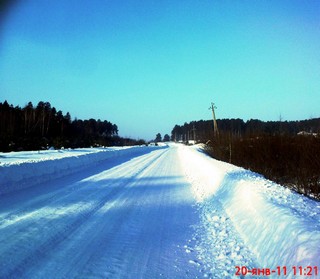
[1,0,319,140]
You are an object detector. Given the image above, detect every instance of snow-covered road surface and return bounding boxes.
[0,146,203,278]
[0,144,319,278]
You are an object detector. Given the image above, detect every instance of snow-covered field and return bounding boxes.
[0,143,319,278]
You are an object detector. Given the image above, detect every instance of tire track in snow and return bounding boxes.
[23,147,172,278]
[0,148,165,228]
[69,147,201,279]
[0,149,165,236]
[0,148,169,278]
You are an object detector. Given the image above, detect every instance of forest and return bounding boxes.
[171,118,320,142]
[0,100,144,152]
[171,118,320,200]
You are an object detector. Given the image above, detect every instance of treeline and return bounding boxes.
[0,100,142,152]
[171,118,320,142]
[171,118,320,200]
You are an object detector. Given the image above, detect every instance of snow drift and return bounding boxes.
[178,144,320,275]
[0,146,167,194]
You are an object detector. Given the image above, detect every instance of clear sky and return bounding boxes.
[0,0,319,140]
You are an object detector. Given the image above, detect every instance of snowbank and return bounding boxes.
[0,146,167,194]
[216,171,320,268]
[179,144,320,273]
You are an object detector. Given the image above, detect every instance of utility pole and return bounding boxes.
[209,102,219,137]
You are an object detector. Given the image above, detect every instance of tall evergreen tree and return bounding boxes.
[155,133,162,142]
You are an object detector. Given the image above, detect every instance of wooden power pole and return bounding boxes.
[209,102,219,137]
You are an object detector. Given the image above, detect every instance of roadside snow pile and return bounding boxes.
[0,147,133,166]
[0,145,166,194]
[179,144,320,275]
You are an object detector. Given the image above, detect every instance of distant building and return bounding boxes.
[297,131,318,137]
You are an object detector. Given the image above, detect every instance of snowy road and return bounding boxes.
[1,144,319,278]
[0,146,204,278]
